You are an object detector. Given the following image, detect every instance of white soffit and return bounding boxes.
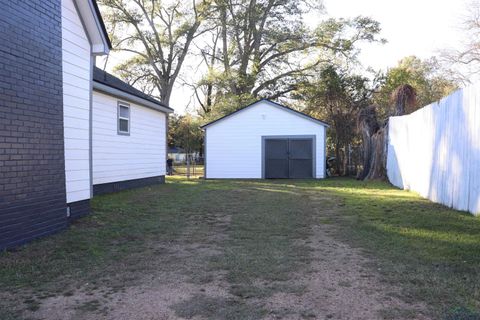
[74,0,110,55]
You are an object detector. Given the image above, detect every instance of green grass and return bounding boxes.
[1,177,480,319]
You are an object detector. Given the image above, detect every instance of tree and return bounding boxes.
[441,1,480,83]
[357,85,416,180]
[99,0,213,106]
[296,65,377,175]
[357,57,457,181]
[168,114,203,156]
[195,0,383,118]
[193,28,222,116]
[374,56,458,120]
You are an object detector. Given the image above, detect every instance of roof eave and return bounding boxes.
[75,0,111,55]
[91,0,113,50]
[93,81,174,114]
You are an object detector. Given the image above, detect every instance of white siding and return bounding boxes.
[92,91,167,184]
[205,101,327,179]
[387,84,480,216]
[62,0,92,203]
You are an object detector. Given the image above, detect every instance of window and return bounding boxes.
[118,103,130,135]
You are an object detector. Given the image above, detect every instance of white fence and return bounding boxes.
[387,84,480,215]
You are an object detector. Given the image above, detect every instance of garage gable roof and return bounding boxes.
[201,99,329,129]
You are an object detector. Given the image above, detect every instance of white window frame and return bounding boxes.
[117,102,130,135]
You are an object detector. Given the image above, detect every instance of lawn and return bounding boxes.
[1,177,480,319]
[172,164,204,177]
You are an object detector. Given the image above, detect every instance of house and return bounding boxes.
[168,147,200,163]
[168,147,187,163]
[0,0,172,250]
[92,68,172,194]
[202,99,329,179]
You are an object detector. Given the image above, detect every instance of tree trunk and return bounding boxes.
[342,145,348,176]
[357,128,372,180]
[335,142,341,175]
[357,85,416,181]
[363,125,388,180]
[357,106,381,180]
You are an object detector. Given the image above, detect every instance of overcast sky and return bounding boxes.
[99,0,470,114]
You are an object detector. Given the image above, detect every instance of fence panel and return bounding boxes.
[387,84,480,215]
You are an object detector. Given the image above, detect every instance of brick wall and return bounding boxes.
[0,0,67,249]
[68,200,90,220]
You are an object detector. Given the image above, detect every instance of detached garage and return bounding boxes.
[202,99,329,179]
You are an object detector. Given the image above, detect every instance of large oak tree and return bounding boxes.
[194,0,383,118]
[99,0,213,107]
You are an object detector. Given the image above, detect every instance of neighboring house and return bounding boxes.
[168,147,187,163]
[0,0,172,250]
[202,99,329,179]
[168,147,200,163]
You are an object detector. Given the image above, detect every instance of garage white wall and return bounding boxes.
[92,91,166,185]
[62,0,92,203]
[205,101,327,179]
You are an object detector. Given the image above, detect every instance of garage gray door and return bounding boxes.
[264,138,313,178]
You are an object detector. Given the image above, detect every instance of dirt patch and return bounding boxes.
[24,210,233,320]
[27,273,230,320]
[31,231,424,319]
[261,223,429,319]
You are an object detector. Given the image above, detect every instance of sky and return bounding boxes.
[323,0,468,71]
[99,0,470,115]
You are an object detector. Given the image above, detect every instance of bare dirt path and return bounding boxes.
[9,180,430,320]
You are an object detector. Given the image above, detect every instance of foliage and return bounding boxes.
[391,84,417,115]
[99,0,214,106]
[99,0,384,118]
[373,56,458,120]
[294,58,455,177]
[168,114,203,154]
[193,0,383,118]
[357,57,456,181]
[296,64,378,175]
[200,92,257,122]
